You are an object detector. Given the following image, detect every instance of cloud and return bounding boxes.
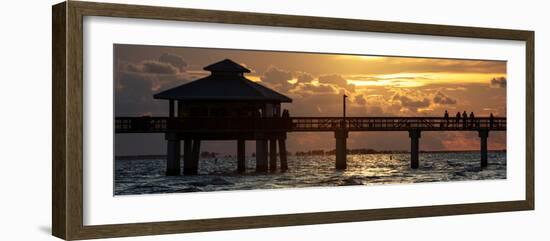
[261,66,295,92]
[354,94,367,105]
[391,93,431,113]
[318,74,355,92]
[120,53,188,75]
[433,91,457,105]
[158,53,188,71]
[262,66,292,83]
[116,71,189,116]
[490,77,506,88]
[116,72,166,116]
[141,60,179,74]
[297,83,337,95]
[295,72,314,83]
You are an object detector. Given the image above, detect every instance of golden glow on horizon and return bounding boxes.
[247,75,261,82]
[336,55,388,61]
[347,72,505,88]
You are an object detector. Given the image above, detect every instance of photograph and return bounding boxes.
[114,44,507,195]
[46,1,536,240]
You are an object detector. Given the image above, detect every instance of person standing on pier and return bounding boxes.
[444,110,449,127]
[469,112,475,127]
[455,111,461,127]
[490,113,494,129]
[462,111,468,128]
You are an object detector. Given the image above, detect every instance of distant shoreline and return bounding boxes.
[116,149,506,160]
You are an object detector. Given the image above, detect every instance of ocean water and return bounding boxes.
[114,152,506,195]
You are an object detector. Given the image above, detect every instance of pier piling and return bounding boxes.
[183,139,194,175]
[278,137,288,171]
[269,138,277,171]
[237,139,246,173]
[479,130,489,168]
[187,139,200,175]
[165,133,181,176]
[409,130,421,169]
[256,136,268,172]
[335,130,348,170]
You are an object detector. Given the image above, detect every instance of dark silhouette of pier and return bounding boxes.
[115,59,506,176]
[116,116,506,172]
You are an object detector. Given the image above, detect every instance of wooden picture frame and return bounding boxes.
[52,1,534,240]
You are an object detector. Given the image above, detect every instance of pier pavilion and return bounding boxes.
[153,59,292,175]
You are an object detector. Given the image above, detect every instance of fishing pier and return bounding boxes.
[115,59,506,175]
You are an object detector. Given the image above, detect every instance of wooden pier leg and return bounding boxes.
[269,138,277,172]
[165,133,180,176]
[409,130,421,169]
[335,130,348,170]
[479,130,489,168]
[237,139,246,173]
[255,135,268,173]
[183,139,195,175]
[189,139,200,175]
[278,137,288,171]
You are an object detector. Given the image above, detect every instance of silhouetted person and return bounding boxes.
[282,109,291,129]
[489,113,494,129]
[462,111,468,128]
[469,112,475,127]
[286,109,292,119]
[444,110,449,127]
[455,112,461,127]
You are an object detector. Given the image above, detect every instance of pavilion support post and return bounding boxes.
[188,139,200,175]
[165,133,180,176]
[183,139,196,175]
[278,136,288,171]
[409,130,421,169]
[255,134,268,173]
[237,139,246,173]
[479,130,489,168]
[169,99,174,118]
[269,138,277,172]
[335,130,348,170]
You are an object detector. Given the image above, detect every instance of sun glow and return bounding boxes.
[348,72,503,88]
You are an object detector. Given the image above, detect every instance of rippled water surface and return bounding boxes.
[114,152,506,195]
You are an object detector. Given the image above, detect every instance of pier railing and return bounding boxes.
[290,117,506,132]
[115,116,506,133]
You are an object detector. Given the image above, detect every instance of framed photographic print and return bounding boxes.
[52,1,534,240]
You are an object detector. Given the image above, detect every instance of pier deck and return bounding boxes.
[115,116,506,133]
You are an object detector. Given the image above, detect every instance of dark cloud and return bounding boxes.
[295,72,314,83]
[433,91,457,105]
[318,74,355,92]
[141,60,179,74]
[158,53,188,71]
[391,93,431,112]
[116,72,165,116]
[261,66,294,92]
[115,72,188,116]
[367,105,385,115]
[262,66,292,83]
[119,53,187,75]
[124,63,142,73]
[354,94,367,105]
[491,77,506,88]
[298,83,336,94]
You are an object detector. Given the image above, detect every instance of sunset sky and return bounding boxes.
[114,44,507,156]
